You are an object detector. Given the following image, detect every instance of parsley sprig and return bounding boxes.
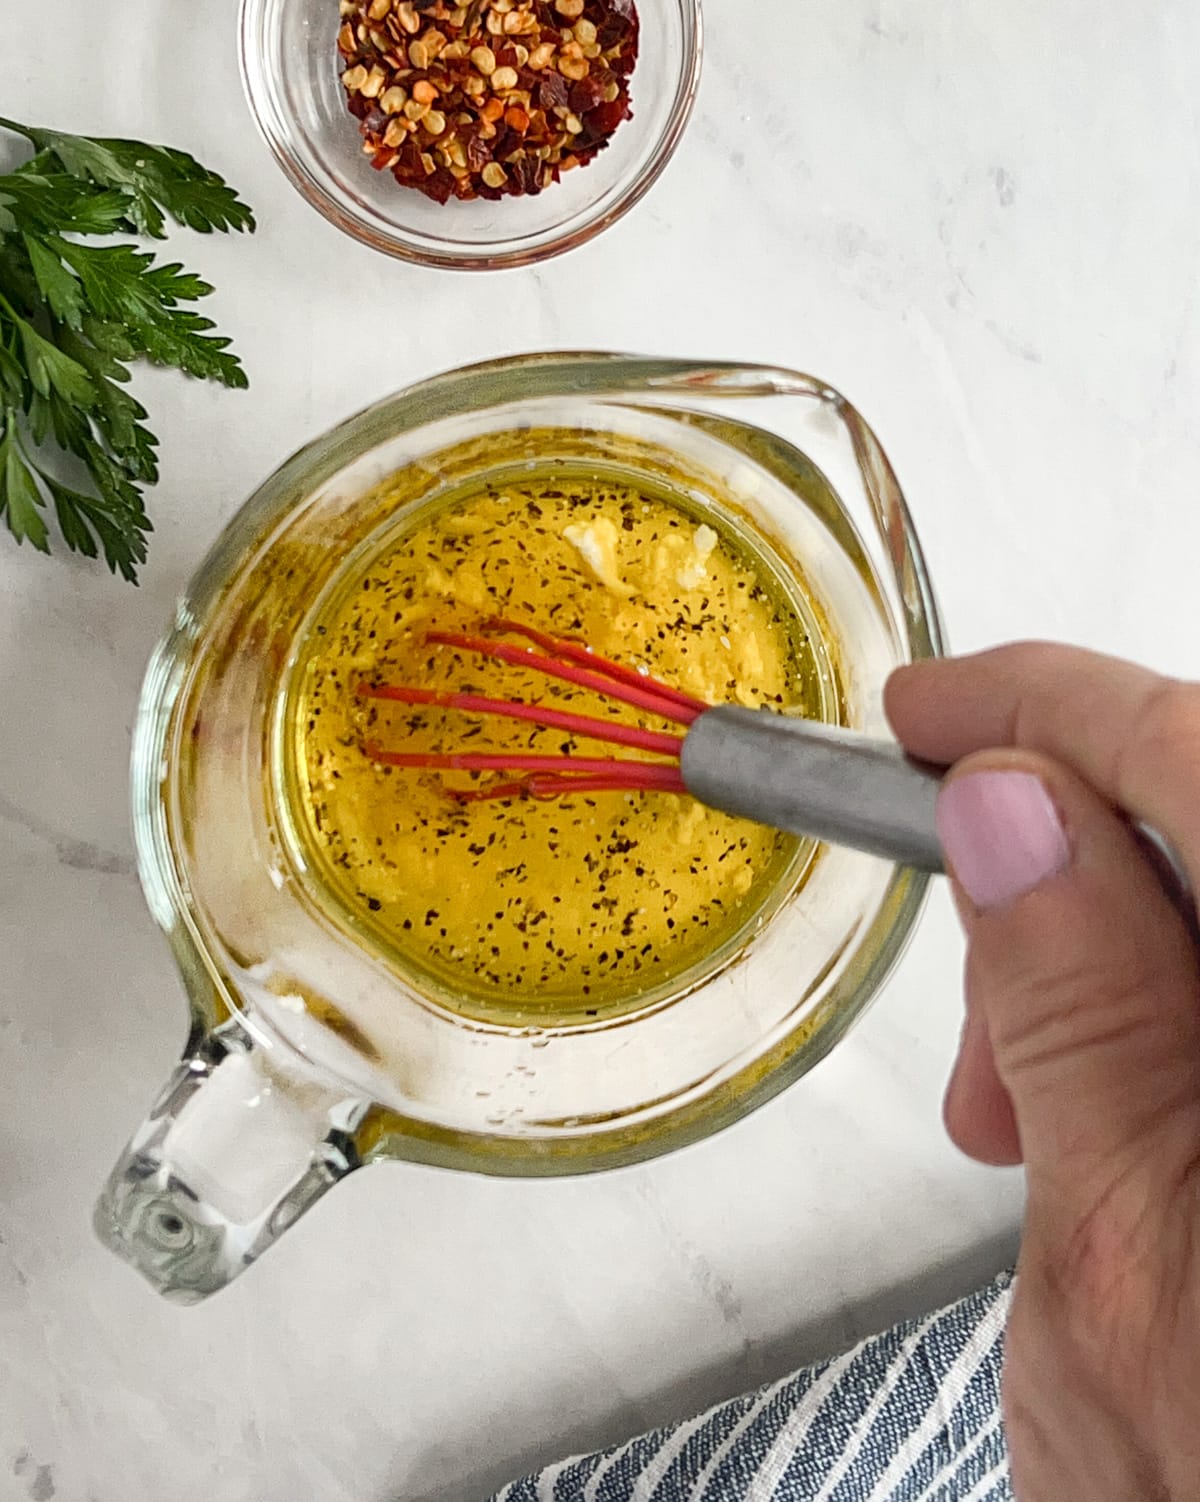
[0,118,254,582]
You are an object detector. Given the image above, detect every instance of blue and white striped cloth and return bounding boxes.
[492,1271,1014,1502]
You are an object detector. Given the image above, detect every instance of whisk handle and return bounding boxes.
[681,706,946,873]
[681,707,1198,934]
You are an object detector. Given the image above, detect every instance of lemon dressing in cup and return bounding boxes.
[96,354,942,1301]
[286,466,835,1026]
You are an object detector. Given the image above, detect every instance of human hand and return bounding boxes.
[885,644,1200,1502]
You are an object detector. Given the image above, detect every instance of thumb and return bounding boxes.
[935,752,1200,1200]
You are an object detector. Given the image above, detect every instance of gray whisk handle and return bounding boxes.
[681,705,946,873]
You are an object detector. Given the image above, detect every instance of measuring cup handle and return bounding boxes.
[94,1021,362,1303]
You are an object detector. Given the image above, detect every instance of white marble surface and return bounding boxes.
[3,2,1200,1498]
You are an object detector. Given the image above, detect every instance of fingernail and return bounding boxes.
[937,771,1070,910]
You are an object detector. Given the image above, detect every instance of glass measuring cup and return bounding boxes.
[95,353,944,1302]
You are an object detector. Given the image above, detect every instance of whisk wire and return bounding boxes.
[424,630,704,726]
[359,621,702,803]
[357,682,684,758]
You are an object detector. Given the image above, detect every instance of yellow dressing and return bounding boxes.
[287,469,831,1025]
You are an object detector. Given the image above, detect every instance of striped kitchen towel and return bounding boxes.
[492,1270,1014,1502]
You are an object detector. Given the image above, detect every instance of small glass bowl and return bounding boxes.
[239,0,702,270]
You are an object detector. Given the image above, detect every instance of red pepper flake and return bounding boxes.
[337,0,639,203]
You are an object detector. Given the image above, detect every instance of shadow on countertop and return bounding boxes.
[403,1225,1020,1502]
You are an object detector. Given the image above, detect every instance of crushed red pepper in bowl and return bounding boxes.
[337,0,640,203]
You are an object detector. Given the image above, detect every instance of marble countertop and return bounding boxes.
[3,2,1200,1499]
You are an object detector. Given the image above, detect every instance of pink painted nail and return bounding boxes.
[936,771,1070,910]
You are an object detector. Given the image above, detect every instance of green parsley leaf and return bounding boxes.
[23,233,85,329]
[0,117,253,581]
[0,171,131,236]
[13,315,95,406]
[51,240,245,388]
[0,412,50,553]
[47,469,150,583]
[58,325,158,479]
[0,118,255,238]
[0,340,25,405]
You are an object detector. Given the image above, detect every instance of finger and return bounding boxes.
[885,644,1200,899]
[944,999,1022,1166]
[934,750,1200,1197]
